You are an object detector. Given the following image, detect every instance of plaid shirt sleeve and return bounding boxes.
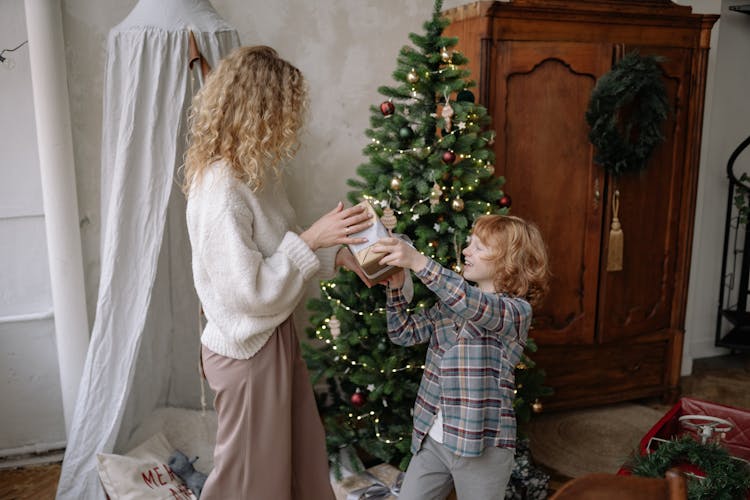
[385,284,436,346]
[415,258,531,339]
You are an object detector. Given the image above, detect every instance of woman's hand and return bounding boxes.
[335,247,375,288]
[301,202,373,251]
[372,237,428,273]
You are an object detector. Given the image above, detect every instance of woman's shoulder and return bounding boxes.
[190,160,250,199]
[188,160,256,216]
[196,159,235,189]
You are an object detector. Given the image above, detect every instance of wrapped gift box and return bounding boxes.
[332,462,403,500]
[348,200,402,282]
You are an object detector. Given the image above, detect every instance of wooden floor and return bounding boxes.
[0,463,61,500]
[1,352,747,499]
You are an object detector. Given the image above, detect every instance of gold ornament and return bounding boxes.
[381,207,397,231]
[390,176,402,191]
[452,263,463,273]
[485,163,495,175]
[328,315,341,339]
[516,361,527,370]
[407,68,419,84]
[440,47,451,63]
[532,399,543,413]
[451,197,465,212]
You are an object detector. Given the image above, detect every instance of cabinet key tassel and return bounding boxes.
[607,189,623,272]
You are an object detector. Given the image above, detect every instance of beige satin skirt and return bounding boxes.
[200,316,334,500]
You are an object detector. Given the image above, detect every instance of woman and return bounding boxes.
[183,45,371,499]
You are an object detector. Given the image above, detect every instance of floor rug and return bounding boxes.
[527,403,665,478]
[682,373,750,410]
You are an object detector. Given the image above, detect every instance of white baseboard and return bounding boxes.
[0,440,66,469]
[0,449,64,470]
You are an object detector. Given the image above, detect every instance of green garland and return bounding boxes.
[628,436,750,500]
[585,51,669,176]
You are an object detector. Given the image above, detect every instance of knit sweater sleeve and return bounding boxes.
[314,246,339,280]
[204,211,318,307]
[188,172,320,348]
[289,216,338,280]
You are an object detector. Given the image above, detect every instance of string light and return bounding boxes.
[345,412,406,444]
[369,125,492,156]
[374,418,405,444]
[318,282,430,317]
[314,318,428,374]
[320,282,386,316]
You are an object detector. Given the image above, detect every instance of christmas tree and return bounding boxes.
[303,0,550,476]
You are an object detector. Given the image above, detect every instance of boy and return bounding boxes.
[373,214,550,500]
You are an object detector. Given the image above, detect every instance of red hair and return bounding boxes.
[471,215,550,307]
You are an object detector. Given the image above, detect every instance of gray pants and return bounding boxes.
[399,436,514,500]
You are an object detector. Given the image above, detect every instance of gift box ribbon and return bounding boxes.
[346,470,404,500]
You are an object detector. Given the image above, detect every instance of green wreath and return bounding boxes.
[585,51,669,176]
[628,436,750,500]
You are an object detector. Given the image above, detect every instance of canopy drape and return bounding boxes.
[57,1,239,497]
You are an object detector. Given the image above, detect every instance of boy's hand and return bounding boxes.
[373,237,428,273]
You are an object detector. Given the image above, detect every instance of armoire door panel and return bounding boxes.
[597,47,691,342]
[493,42,610,344]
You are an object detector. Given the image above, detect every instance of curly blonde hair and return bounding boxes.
[183,46,308,193]
[471,214,551,307]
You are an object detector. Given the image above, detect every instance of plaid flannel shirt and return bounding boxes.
[386,258,532,457]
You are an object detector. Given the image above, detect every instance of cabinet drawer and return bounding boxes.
[533,341,669,410]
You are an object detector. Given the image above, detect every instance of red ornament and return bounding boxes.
[351,391,366,408]
[499,194,512,209]
[380,100,395,116]
[442,150,456,164]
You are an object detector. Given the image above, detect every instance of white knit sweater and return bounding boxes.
[186,160,337,359]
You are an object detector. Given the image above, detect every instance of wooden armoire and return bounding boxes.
[443,0,718,411]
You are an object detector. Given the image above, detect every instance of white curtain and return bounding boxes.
[57,1,239,498]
